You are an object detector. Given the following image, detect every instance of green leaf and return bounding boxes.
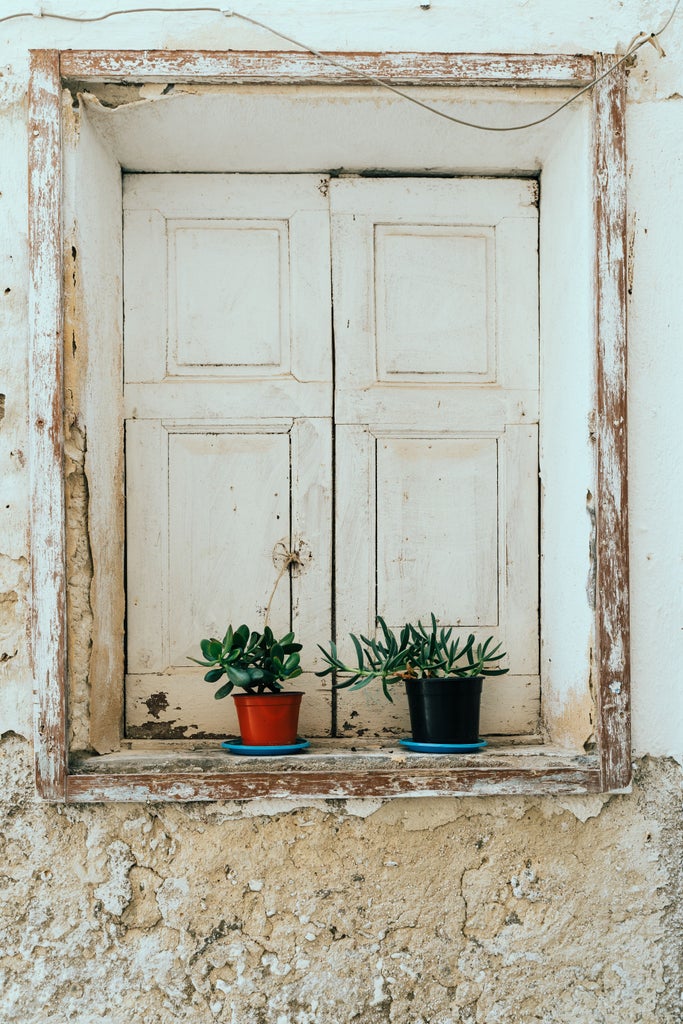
[377,616,394,650]
[234,624,250,647]
[349,674,376,691]
[204,668,225,683]
[284,652,300,673]
[200,638,223,662]
[282,642,303,654]
[226,665,251,688]
[351,634,365,670]
[214,680,234,699]
[332,674,360,690]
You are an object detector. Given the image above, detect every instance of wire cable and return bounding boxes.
[223,7,678,133]
[1,0,680,132]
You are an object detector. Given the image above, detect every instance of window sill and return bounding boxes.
[67,740,601,801]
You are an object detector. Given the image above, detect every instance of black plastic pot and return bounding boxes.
[405,676,483,744]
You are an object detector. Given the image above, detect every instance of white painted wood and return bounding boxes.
[500,425,539,674]
[331,177,538,427]
[125,420,168,675]
[126,667,335,740]
[375,225,495,381]
[123,381,331,421]
[331,177,540,736]
[62,51,596,87]
[123,175,334,736]
[290,417,335,737]
[167,428,292,662]
[496,216,539,389]
[376,435,499,628]
[24,46,632,796]
[28,51,67,797]
[336,388,539,432]
[122,209,167,384]
[116,158,582,745]
[168,219,287,373]
[334,425,376,663]
[124,174,332,386]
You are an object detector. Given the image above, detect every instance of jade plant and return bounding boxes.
[190,624,303,698]
[317,614,508,701]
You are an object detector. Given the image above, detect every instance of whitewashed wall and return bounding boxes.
[0,0,681,760]
[0,5,681,1023]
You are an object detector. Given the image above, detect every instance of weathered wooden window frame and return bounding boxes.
[28,49,629,801]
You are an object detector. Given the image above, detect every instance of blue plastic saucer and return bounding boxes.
[399,738,487,754]
[221,737,310,756]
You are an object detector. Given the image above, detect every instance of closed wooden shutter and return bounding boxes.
[123,174,539,739]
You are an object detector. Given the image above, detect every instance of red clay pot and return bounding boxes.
[232,691,303,746]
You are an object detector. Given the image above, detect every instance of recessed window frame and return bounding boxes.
[28,49,629,801]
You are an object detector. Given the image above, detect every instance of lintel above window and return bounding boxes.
[28,48,630,801]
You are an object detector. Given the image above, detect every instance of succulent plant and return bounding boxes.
[317,614,508,701]
[190,624,303,698]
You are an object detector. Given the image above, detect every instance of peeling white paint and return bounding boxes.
[0,3,682,1021]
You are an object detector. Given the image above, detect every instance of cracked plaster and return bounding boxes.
[0,735,680,1024]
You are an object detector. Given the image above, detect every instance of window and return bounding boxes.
[122,173,539,742]
[29,50,630,800]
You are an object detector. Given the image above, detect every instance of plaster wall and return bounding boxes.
[0,2,681,1022]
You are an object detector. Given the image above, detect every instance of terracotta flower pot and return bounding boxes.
[233,691,303,746]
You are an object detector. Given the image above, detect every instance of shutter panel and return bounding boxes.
[123,175,332,738]
[330,177,539,738]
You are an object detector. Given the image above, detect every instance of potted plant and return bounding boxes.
[317,614,508,747]
[190,624,304,746]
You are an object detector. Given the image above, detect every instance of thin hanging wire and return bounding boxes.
[224,4,680,133]
[0,0,679,132]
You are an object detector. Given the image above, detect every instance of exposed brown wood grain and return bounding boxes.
[593,57,631,791]
[29,50,68,801]
[67,764,601,801]
[59,50,596,87]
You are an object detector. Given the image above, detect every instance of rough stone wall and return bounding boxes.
[0,734,680,1024]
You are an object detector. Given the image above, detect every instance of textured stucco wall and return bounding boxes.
[1,735,681,1024]
[1,2,682,1022]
